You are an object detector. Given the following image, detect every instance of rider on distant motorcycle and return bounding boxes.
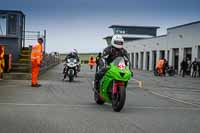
[63,49,80,74]
[94,35,132,91]
[65,49,79,62]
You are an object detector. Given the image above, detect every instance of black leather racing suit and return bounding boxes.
[94,45,130,90]
[65,53,79,62]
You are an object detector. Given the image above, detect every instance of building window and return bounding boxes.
[114,28,126,34]
[0,15,7,35]
[7,15,17,35]
[179,34,183,38]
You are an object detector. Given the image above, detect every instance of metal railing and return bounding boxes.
[40,53,61,74]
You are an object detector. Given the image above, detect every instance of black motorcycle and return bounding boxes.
[167,66,176,76]
[63,58,78,82]
[154,65,175,76]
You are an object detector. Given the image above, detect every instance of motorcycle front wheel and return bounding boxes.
[112,86,126,112]
[69,76,74,82]
[68,69,74,82]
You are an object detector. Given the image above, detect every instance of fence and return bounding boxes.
[40,53,61,74]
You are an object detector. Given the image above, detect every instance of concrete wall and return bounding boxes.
[125,22,200,73]
[167,23,200,65]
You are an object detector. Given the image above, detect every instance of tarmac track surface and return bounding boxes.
[0,64,199,133]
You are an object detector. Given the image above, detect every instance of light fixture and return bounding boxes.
[179,34,183,38]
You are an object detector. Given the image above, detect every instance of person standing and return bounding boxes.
[95,52,102,72]
[180,58,188,77]
[88,56,95,71]
[0,45,5,80]
[191,58,198,78]
[156,58,164,76]
[198,59,200,77]
[186,58,191,75]
[31,38,43,87]
[163,59,168,76]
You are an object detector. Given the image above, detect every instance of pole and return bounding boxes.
[22,16,24,48]
[44,30,46,54]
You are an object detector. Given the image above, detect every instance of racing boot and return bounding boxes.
[93,79,100,92]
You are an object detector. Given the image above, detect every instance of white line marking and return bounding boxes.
[131,78,144,88]
[0,102,199,110]
[150,91,200,107]
[127,106,200,111]
[0,103,93,107]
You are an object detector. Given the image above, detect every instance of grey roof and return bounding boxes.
[103,35,154,40]
[167,20,200,30]
[125,34,167,43]
[103,36,151,42]
[109,25,160,29]
[103,36,112,40]
[0,10,25,16]
[103,36,140,40]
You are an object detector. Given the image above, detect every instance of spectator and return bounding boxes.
[156,57,165,76]
[88,56,95,71]
[163,59,168,76]
[95,52,102,72]
[191,58,198,78]
[198,59,200,77]
[186,58,191,75]
[0,45,5,80]
[180,58,188,77]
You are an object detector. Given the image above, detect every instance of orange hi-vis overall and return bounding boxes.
[31,43,43,85]
[88,57,95,66]
[156,59,164,75]
[0,45,5,73]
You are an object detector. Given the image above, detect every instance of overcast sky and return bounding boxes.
[0,0,200,53]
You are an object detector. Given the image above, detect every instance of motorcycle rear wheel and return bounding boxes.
[94,91,104,105]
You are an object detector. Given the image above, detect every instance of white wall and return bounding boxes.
[125,22,200,72]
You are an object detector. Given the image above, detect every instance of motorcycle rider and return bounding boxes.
[65,49,79,61]
[94,35,132,91]
[63,49,80,75]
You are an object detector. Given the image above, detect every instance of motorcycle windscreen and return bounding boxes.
[68,58,77,63]
[112,57,127,70]
[108,57,131,81]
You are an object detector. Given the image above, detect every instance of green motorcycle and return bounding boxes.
[93,57,132,112]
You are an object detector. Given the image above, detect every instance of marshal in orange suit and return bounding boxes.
[31,38,43,87]
[0,45,5,80]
